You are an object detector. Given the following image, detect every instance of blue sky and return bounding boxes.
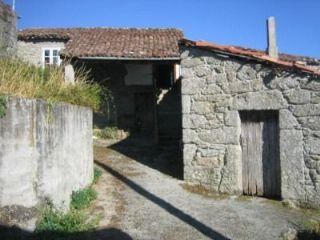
[5,0,320,58]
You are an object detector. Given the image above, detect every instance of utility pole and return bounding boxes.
[12,0,15,11]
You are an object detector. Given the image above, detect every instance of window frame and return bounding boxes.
[42,47,61,67]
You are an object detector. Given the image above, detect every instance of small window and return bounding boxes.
[42,48,61,67]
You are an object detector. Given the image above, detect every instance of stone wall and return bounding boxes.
[181,46,320,207]
[0,97,93,210]
[0,0,17,57]
[17,40,65,66]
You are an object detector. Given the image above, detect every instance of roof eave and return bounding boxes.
[77,56,181,61]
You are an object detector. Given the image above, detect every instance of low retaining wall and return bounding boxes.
[0,97,93,209]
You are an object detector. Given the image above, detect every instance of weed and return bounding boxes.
[93,167,103,184]
[71,187,97,210]
[0,58,102,110]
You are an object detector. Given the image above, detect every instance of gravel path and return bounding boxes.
[93,140,318,240]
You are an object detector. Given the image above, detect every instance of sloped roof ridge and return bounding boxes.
[180,38,320,76]
[18,27,184,59]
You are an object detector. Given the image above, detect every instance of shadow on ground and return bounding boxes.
[0,225,132,240]
[95,160,229,240]
[108,137,183,179]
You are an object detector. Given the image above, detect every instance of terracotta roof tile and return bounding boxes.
[180,39,320,76]
[18,28,184,59]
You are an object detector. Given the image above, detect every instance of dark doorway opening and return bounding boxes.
[240,110,281,199]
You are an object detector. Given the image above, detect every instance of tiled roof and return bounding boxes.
[18,28,184,59]
[180,39,320,76]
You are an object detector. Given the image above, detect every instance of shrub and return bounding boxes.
[71,187,97,210]
[0,58,101,111]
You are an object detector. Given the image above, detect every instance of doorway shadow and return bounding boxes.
[95,161,229,240]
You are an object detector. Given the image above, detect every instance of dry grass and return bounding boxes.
[0,58,101,110]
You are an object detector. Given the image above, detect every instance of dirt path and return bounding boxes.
[92,140,318,240]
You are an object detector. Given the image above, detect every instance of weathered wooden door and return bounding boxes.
[240,111,280,198]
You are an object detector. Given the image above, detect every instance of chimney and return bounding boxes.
[267,17,278,58]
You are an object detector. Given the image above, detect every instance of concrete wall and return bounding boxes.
[17,40,65,66]
[0,0,16,57]
[181,46,320,207]
[0,97,93,209]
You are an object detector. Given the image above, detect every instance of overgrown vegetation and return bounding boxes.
[93,126,125,139]
[0,58,101,110]
[35,203,98,239]
[35,166,103,239]
[71,187,97,210]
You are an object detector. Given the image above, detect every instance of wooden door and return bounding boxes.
[240,111,280,198]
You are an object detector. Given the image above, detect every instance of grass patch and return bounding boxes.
[35,204,98,239]
[71,187,97,210]
[93,167,103,184]
[35,167,103,239]
[297,219,320,240]
[0,58,101,110]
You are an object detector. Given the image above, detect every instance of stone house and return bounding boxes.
[17,26,320,206]
[180,39,320,207]
[17,28,183,144]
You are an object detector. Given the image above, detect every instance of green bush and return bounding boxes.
[35,204,98,239]
[0,58,101,111]
[93,167,103,184]
[71,187,97,210]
